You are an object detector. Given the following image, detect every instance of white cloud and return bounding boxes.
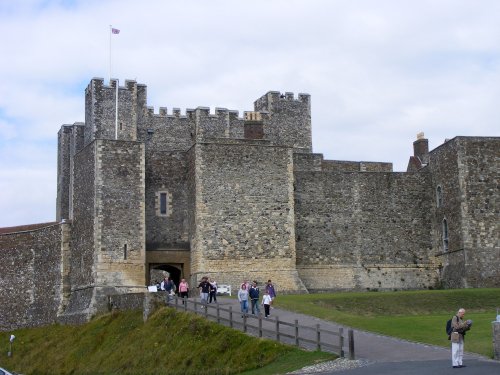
[1,0,499,227]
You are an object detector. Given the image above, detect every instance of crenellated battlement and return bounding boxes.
[145,105,248,120]
[254,90,311,113]
[86,77,139,93]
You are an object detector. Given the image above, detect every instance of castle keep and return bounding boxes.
[1,78,499,329]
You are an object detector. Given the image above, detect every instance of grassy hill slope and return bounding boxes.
[0,308,334,375]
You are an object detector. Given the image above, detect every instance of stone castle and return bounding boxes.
[1,78,498,330]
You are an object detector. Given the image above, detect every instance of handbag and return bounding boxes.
[451,331,460,343]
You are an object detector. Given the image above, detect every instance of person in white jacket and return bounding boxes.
[261,290,272,318]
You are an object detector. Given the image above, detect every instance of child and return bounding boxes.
[262,290,272,318]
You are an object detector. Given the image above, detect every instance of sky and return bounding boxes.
[0,0,499,228]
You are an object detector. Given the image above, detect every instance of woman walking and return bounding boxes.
[238,283,249,317]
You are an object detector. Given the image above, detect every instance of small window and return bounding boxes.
[436,185,443,208]
[442,219,449,252]
[160,193,167,215]
[157,190,171,217]
[124,244,128,260]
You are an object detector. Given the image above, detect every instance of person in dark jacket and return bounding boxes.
[249,281,260,315]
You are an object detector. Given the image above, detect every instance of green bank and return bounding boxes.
[277,288,500,358]
[0,308,334,375]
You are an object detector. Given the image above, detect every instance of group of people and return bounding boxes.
[197,276,219,307]
[237,279,276,318]
[154,277,190,303]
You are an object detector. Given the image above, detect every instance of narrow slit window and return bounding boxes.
[124,244,128,260]
[436,185,443,207]
[442,219,449,252]
[160,193,168,215]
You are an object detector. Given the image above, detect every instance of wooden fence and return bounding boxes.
[166,295,355,359]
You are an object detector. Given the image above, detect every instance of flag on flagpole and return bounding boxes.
[112,28,120,34]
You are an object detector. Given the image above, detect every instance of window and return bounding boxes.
[442,219,449,252]
[436,185,443,207]
[124,244,128,260]
[156,190,171,217]
[160,193,167,215]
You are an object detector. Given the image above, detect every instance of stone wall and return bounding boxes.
[145,151,190,250]
[254,91,312,152]
[0,223,64,330]
[84,79,138,146]
[295,171,438,291]
[431,137,500,288]
[93,140,146,291]
[494,322,500,361]
[61,142,97,323]
[189,139,306,292]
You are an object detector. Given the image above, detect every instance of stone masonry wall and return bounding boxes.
[61,142,97,323]
[254,91,312,152]
[189,139,306,292]
[459,138,500,287]
[145,151,190,250]
[84,79,138,147]
[94,140,146,291]
[295,171,438,291]
[428,138,467,288]
[431,137,500,288]
[0,223,63,330]
[494,322,500,361]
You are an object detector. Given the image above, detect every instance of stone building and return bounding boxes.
[1,78,498,329]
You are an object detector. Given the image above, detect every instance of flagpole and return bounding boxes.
[109,26,120,140]
[109,25,112,82]
[115,79,119,140]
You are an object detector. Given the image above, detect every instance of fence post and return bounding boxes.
[229,306,233,328]
[339,327,344,358]
[194,300,198,314]
[295,320,299,346]
[184,297,187,311]
[258,315,263,337]
[243,314,247,333]
[316,324,321,351]
[175,295,179,308]
[276,318,280,342]
[204,303,208,318]
[217,303,220,324]
[348,329,355,360]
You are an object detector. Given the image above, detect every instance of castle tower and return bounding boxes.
[58,79,146,322]
[254,91,312,153]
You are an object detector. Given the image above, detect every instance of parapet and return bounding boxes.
[254,90,311,112]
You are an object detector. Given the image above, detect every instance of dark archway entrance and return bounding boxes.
[149,263,182,289]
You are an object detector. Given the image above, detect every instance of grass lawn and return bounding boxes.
[0,307,335,375]
[277,288,500,358]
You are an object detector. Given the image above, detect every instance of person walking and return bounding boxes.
[265,279,276,306]
[164,277,176,304]
[249,281,260,315]
[198,276,211,308]
[238,284,249,317]
[451,308,472,368]
[262,290,272,318]
[209,278,217,303]
[178,278,189,303]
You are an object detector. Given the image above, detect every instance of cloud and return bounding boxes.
[0,0,499,227]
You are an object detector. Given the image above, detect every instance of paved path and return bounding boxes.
[194,297,500,374]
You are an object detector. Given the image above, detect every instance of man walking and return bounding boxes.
[198,276,211,308]
[249,281,260,315]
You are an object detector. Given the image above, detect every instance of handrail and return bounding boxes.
[167,295,354,359]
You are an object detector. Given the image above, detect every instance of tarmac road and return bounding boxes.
[211,297,500,374]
